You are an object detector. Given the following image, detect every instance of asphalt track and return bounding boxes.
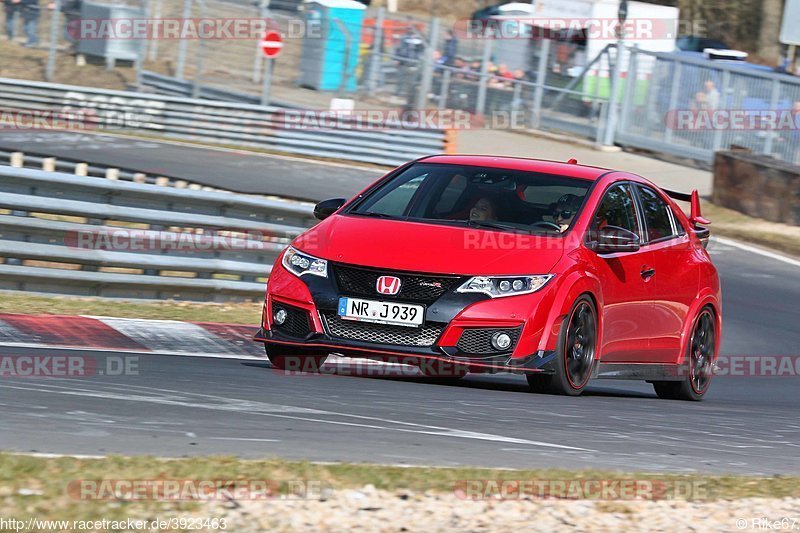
[0,240,798,475]
[0,131,380,201]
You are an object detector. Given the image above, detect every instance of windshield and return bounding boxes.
[347,163,593,234]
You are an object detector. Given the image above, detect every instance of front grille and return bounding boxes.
[456,327,522,355]
[321,312,444,347]
[272,302,313,338]
[333,264,461,304]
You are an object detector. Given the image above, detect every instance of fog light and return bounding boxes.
[273,308,287,325]
[491,332,512,351]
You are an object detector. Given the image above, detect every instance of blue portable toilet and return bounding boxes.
[299,0,366,92]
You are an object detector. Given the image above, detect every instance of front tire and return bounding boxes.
[652,308,715,401]
[265,345,328,373]
[527,295,597,396]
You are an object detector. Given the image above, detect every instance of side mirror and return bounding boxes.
[313,198,346,221]
[586,225,641,254]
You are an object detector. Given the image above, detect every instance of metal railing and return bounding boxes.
[0,77,449,167]
[615,47,800,166]
[0,166,316,301]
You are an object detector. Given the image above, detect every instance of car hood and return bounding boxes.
[292,215,565,276]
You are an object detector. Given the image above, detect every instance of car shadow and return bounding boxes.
[241,361,657,399]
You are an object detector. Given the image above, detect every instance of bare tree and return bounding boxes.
[758,0,785,63]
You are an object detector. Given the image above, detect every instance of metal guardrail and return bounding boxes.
[139,71,304,109]
[0,166,317,301]
[0,77,448,167]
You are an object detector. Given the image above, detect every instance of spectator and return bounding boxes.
[704,79,720,110]
[4,0,23,41]
[469,197,496,222]
[690,91,708,111]
[442,30,458,67]
[396,27,423,62]
[21,0,44,47]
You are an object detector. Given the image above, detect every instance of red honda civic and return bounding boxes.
[255,156,721,401]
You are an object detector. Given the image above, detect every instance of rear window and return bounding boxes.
[637,186,677,242]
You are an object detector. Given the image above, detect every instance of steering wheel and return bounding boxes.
[531,221,562,231]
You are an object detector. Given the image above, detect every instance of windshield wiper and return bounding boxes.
[464,219,532,233]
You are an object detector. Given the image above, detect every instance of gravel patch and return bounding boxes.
[209,486,800,532]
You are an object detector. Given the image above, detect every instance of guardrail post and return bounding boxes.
[105,168,120,180]
[664,61,682,145]
[192,0,208,99]
[45,0,61,81]
[602,43,624,147]
[42,157,56,172]
[10,152,23,168]
[75,163,89,176]
[367,7,385,96]
[619,45,638,133]
[712,69,731,152]
[475,33,493,117]
[175,0,193,79]
[763,79,781,156]
[438,68,451,110]
[531,38,550,129]
[148,0,162,62]
[416,17,439,110]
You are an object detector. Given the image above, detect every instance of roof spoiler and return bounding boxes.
[663,189,710,226]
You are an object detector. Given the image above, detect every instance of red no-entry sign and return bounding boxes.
[260,30,283,59]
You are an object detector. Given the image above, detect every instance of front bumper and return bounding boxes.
[255,327,557,374]
[255,259,560,374]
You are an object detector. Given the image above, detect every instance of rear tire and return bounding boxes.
[652,308,715,401]
[265,345,328,373]
[527,295,597,396]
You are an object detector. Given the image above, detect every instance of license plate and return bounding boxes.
[337,297,424,328]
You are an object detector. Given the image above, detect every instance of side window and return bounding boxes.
[593,184,640,235]
[637,186,676,242]
[433,174,469,216]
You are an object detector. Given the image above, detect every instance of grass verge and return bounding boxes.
[1,453,799,524]
[0,291,261,325]
[702,201,800,258]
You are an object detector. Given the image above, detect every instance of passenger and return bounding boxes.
[469,197,496,222]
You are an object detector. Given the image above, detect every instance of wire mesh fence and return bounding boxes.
[4,2,800,166]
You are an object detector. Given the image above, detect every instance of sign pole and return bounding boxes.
[261,58,274,106]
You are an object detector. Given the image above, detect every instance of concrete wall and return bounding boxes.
[713,150,800,226]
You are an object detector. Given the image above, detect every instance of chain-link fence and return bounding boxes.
[616,47,800,165]
[6,2,800,166]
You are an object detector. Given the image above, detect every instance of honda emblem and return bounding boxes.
[376,276,401,295]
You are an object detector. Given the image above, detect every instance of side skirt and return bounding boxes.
[593,363,686,381]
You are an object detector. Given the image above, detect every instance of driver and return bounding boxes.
[553,194,582,232]
[469,197,496,222]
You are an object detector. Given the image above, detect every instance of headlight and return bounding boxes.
[457,275,553,298]
[281,246,328,278]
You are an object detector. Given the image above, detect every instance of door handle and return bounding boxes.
[641,267,656,280]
